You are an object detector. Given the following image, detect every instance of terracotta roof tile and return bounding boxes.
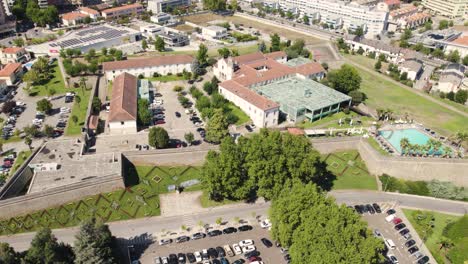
[80,7,100,15]
[220,80,279,111]
[452,36,468,46]
[108,73,137,122]
[62,12,88,21]
[2,47,24,54]
[102,3,143,14]
[232,52,265,65]
[0,63,22,77]
[103,55,193,71]
[264,51,287,60]
[295,63,325,76]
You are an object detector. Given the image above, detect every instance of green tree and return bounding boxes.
[71,115,78,125]
[303,14,309,24]
[205,108,229,144]
[438,20,449,30]
[148,127,170,148]
[270,182,385,264]
[258,41,267,53]
[36,99,52,114]
[137,99,152,126]
[374,60,382,71]
[196,44,208,66]
[454,90,467,104]
[0,242,20,264]
[43,124,54,137]
[349,90,366,105]
[22,69,40,86]
[155,36,165,52]
[353,26,364,37]
[447,50,460,63]
[24,136,32,150]
[24,228,74,264]
[141,39,148,50]
[184,132,195,145]
[203,81,215,95]
[462,55,468,66]
[92,97,101,115]
[74,218,116,264]
[75,95,81,107]
[12,38,25,47]
[326,64,362,94]
[217,47,231,58]
[270,33,281,52]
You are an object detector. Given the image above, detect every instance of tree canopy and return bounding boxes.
[326,64,362,94]
[270,182,385,264]
[23,228,74,264]
[148,127,170,149]
[205,108,229,144]
[155,36,165,52]
[74,218,116,264]
[202,0,226,10]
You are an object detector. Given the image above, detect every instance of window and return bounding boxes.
[121,121,124,125]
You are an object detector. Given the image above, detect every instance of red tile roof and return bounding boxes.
[295,63,325,76]
[108,73,137,122]
[385,0,400,6]
[102,3,143,14]
[220,80,279,111]
[80,7,100,15]
[2,47,25,54]
[287,127,304,135]
[452,36,468,46]
[0,63,22,77]
[264,51,287,60]
[88,115,99,130]
[62,12,88,21]
[232,52,265,65]
[103,55,193,71]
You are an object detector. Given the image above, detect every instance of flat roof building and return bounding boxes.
[147,0,191,14]
[422,0,467,18]
[102,3,144,19]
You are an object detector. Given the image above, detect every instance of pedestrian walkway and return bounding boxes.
[159,191,205,216]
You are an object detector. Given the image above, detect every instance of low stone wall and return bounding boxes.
[0,174,124,219]
[123,146,218,166]
[311,137,468,187]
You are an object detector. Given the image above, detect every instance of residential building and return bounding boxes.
[422,0,467,18]
[216,52,349,128]
[0,63,23,85]
[79,7,101,20]
[275,0,389,38]
[102,3,144,19]
[150,12,173,24]
[61,12,89,26]
[202,26,228,40]
[33,25,141,55]
[0,80,10,101]
[102,54,193,81]
[387,6,431,30]
[0,47,31,64]
[345,35,403,62]
[0,0,15,35]
[140,23,189,47]
[138,79,152,101]
[108,72,138,134]
[147,0,191,13]
[384,0,400,9]
[398,59,423,81]
[434,63,466,93]
[444,34,468,57]
[402,13,431,29]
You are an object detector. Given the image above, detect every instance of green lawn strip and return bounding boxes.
[29,61,67,96]
[65,88,91,136]
[365,137,390,156]
[345,56,468,136]
[9,150,32,176]
[199,192,239,208]
[145,75,186,82]
[130,44,259,58]
[298,112,374,129]
[402,209,463,264]
[323,150,378,190]
[106,81,113,101]
[0,166,201,235]
[227,102,250,125]
[2,135,22,144]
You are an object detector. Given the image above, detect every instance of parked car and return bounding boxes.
[393,218,402,225]
[245,125,253,132]
[232,244,242,255]
[192,232,205,240]
[372,203,382,213]
[242,245,255,253]
[388,255,398,264]
[207,248,218,259]
[175,236,190,243]
[239,240,254,247]
[244,250,259,259]
[405,240,416,248]
[216,247,225,258]
[186,253,196,263]
[417,256,429,264]
[261,238,272,248]
[223,227,237,234]
[223,245,234,257]
[373,229,382,237]
[408,246,419,254]
[194,252,202,262]
[394,223,406,230]
[207,230,222,237]
[387,209,396,215]
[158,239,172,245]
[399,229,410,236]
[354,205,363,214]
[238,225,253,232]
[260,219,272,229]
[177,253,186,263]
[175,112,181,118]
[366,204,375,214]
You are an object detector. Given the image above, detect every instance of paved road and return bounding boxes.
[1,191,466,251]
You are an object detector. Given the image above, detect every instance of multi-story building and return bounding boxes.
[275,0,389,38]
[0,47,31,64]
[102,3,144,19]
[147,0,191,14]
[0,63,24,86]
[421,0,467,18]
[0,0,14,35]
[140,23,189,47]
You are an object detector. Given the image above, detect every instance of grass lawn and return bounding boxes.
[0,166,202,235]
[323,150,378,190]
[28,61,67,97]
[106,81,113,101]
[403,209,465,264]
[365,137,390,156]
[199,192,239,208]
[298,111,374,129]
[344,55,468,136]
[65,88,91,136]
[227,103,250,125]
[135,43,260,58]
[146,75,186,82]
[9,150,32,176]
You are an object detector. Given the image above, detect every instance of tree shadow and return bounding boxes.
[313,159,337,191]
[115,232,154,264]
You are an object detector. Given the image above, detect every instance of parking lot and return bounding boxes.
[139,226,286,264]
[351,202,433,264]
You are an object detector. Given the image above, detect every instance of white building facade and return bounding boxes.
[202,26,228,40]
[147,0,191,13]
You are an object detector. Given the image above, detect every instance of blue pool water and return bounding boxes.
[379,129,441,154]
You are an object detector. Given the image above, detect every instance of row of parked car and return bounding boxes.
[0,153,17,177]
[2,101,25,140]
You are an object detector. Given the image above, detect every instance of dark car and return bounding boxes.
[417,256,429,264]
[244,250,259,259]
[207,230,222,237]
[354,205,363,214]
[408,246,419,254]
[175,236,190,243]
[387,209,396,215]
[284,254,291,261]
[400,229,410,236]
[366,204,375,214]
[361,205,368,214]
[372,203,382,213]
[168,254,178,264]
[186,253,196,263]
[207,248,218,259]
[405,239,416,248]
[261,238,273,248]
[395,223,406,230]
[175,112,181,117]
[192,232,205,240]
[245,125,253,132]
[238,225,253,232]
[212,260,221,264]
[216,247,225,258]
[177,253,186,264]
[220,258,228,264]
[232,260,245,264]
[249,256,261,262]
[223,227,237,234]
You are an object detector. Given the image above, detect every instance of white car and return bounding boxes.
[239,239,254,247]
[16,101,25,106]
[260,219,272,229]
[232,243,242,255]
[242,245,256,253]
[250,262,263,264]
[194,251,202,262]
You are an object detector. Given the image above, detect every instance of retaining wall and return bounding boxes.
[123,146,217,166]
[311,137,468,187]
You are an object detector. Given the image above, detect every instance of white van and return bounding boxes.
[385,214,396,223]
[385,239,396,249]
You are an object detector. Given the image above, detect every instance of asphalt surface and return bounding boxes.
[1,191,467,252]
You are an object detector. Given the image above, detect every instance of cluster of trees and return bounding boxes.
[202,0,226,10]
[230,32,258,42]
[323,64,366,105]
[439,89,467,105]
[36,98,53,114]
[267,34,310,59]
[0,218,120,264]
[386,63,413,86]
[148,127,169,149]
[63,59,97,77]
[399,137,452,157]
[22,57,52,87]
[201,130,334,201]
[12,0,59,26]
[270,182,385,264]
[137,99,152,126]
[438,20,454,30]
[61,48,124,77]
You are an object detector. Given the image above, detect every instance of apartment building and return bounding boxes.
[276,0,389,38]
[421,0,467,18]
[102,3,144,19]
[0,47,31,64]
[147,0,191,13]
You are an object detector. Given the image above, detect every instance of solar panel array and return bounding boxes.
[54,25,132,49]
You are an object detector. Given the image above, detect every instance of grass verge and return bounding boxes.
[65,88,91,136]
[227,103,250,125]
[146,75,186,82]
[28,61,67,96]
[9,150,32,176]
[199,192,239,208]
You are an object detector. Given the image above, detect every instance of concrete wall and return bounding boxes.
[123,146,217,166]
[311,137,468,187]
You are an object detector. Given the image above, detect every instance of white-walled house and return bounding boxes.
[398,59,423,81]
[345,36,402,62]
[108,73,138,134]
[202,26,228,40]
[103,55,193,81]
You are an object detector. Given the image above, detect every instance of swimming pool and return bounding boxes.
[379,129,442,154]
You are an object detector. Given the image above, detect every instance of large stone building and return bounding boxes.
[270,0,389,38]
[422,0,467,18]
[103,55,193,81]
[108,73,138,134]
[147,0,191,13]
